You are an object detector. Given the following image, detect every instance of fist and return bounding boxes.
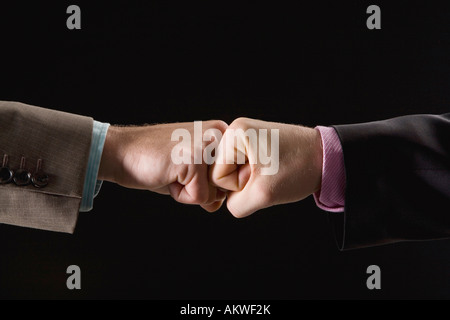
[210,118,323,218]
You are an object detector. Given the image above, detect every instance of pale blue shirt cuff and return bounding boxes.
[79,120,110,212]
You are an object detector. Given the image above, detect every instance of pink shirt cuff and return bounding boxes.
[313,126,346,213]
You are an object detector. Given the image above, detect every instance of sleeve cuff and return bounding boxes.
[79,120,110,212]
[313,126,346,213]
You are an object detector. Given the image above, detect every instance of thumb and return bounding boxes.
[209,162,251,192]
[209,128,252,192]
[225,176,271,218]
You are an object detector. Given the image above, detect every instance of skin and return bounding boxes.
[98,120,228,212]
[98,117,323,217]
[210,118,323,218]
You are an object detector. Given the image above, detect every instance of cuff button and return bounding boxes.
[13,156,31,186]
[31,172,49,188]
[0,155,13,184]
[13,169,31,186]
[0,167,13,184]
[31,159,48,188]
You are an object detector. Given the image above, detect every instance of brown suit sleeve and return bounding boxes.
[0,101,93,233]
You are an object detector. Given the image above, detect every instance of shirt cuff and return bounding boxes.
[313,126,346,213]
[79,120,110,212]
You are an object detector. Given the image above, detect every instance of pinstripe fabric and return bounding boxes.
[79,121,110,212]
[0,101,93,233]
[313,126,345,212]
[332,113,450,249]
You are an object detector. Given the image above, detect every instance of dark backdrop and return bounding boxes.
[0,1,449,299]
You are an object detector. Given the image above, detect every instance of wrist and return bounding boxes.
[98,125,125,183]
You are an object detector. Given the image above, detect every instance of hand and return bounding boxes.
[210,117,323,217]
[98,120,228,212]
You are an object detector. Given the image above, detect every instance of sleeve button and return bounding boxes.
[0,154,13,184]
[13,156,31,186]
[31,159,48,188]
[0,167,13,184]
[31,172,49,188]
[13,169,31,186]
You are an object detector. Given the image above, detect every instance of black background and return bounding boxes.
[0,1,449,300]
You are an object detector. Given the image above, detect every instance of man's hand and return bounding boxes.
[210,118,323,218]
[98,121,228,212]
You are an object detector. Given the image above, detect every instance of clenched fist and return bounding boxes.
[210,118,323,218]
[98,120,228,212]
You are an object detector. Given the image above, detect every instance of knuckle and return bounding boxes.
[206,120,228,131]
[230,117,250,129]
[194,190,210,204]
[215,120,228,129]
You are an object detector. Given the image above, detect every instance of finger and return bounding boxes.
[236,163,251,190]
[209,130,249,191]
[168,181,192,204]
[168,179,223,206]
[201,198,225,212]
[169,165,210,204]
[225,179,271,218]
[152,186,170,195]
[203,184,227,205]
[200,184,227,212]
[203,120,228,134]
[209,162,239,191]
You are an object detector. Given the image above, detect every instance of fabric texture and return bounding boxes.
[313,126,346,212]
[0,101,93,233]
[80,121,110,212]
[332,113,450,250]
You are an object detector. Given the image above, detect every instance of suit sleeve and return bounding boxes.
[0,101,93,233]
[331,113,450,250]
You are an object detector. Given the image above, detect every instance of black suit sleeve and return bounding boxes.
[331,113,450,250]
